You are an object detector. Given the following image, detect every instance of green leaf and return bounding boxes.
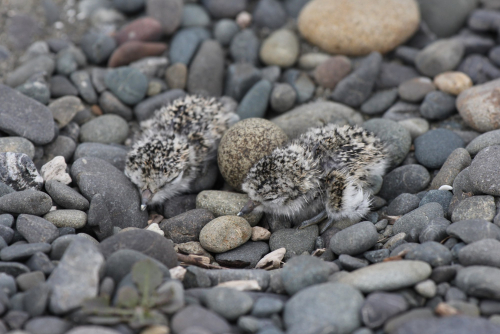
[116,286,140,309]
[132,259,163,306]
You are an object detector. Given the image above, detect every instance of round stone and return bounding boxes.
[456,266,500,299]
[398,118,430,140]
[297,0,420,56]
[330,222,379,256]
[387,193,421,216]
[405,241,452,267]
[418,0,479,37]
[420,91,456,120]
[280,255,332,295]
[205,287,253,321]
[469,145,500,196]
[213,19,239,47]
[114,17,162,45]
[199,216,252,253]
[415,39,465,77]
[398,77,436,102]
[259,29,299,68]
[433,71,473,95]
[458,239,500,268]
[314,56,352,89]
[79,114,129,144]
[269,226,319,260]
[270,83,296,113]
[446,219,500,244]
[43,210,87,229]
[217,118,288,190]
[414,129,465,169]
[451,195,496,223]
[105,67,148,105]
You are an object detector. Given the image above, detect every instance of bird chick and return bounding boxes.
[239,124,387,232]
[125,95,239,210]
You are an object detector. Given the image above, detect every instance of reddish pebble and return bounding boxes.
[108,41,167,68]
[114,17,163,45]
[314,56,352,89]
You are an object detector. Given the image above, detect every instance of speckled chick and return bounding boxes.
[125,95,239,209]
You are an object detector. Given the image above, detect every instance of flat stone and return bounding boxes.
[330,221,379,256]
[73,143,128,171]
[466,130,500,155]
[98,91,133,121]
[398,77,436,102]
[393,203,444,236]
[415,129,465,169]
[0,263,30,277]
[405,241,452,267]
[45,180,89,211]
[199,216,252,253]
[16,214,58,244]
[456,266,500,300]
[419,0,478,37]
[0,243,51,261]
[387,193,421,216]
[447,219,500,243]
[269,225,318,260]
[187,40,224,97]
[281,255,332,295]
[420,90,456,120]
[415,39,465,77]
[215,241,269,269]
[159,208,214,243]
[205,287,253,321]
[393,315,500,334]
[378,165,431,201]
[458,239,500,268]
[0,190,51,216]
[80,32,116,64]
[451,195,496,222]
[360,88,398,115]
[24,316,72,334]
[419,217,451,243]
[6,55,54,88]
[360,292,409,329]
[171,305,231,334]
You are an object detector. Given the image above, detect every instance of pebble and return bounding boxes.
[447,219,500,243]
[280,255,332,295]
[273,101,362,139]
[393,314,500,334]
[414,129,465,169]
[362,118,412,168]
[469,146,500,195]
[115,17,162,45]
[339,254,370,271]
[0,137,35,159]
[164,63,187,90]
[187,40,224,97]
[360,292,408,329]
[16,74,51,105]
[398,77,436,102]
[364,248,390,263]
[376,62,420,89]
[393,202,444,236]
[260,29,299,67]
[133,89,186,121]
[24,317,72,334]
[433,71,473,95]
[415,279,437,298]
[458,54,500,85]
[218,118,288,189]
[5,55,55,88]
[284,282,363,334]
[215,241,269,268]
[330,221,379,256]
[378,165,431,201]
[360,88,398,115]
[251,226,271,242]
[0,224,13,244]
[70,70,98,105]
[80,114,129,144]
[169,27,210,65]
[466,129,500,155]
[49,76,79,98]
[0,190,52,216]
[456,266,500,299]
[237,80,272,119]
[71,157,148,229]
[383,101,421,121]
[73,143,127,171]
[159,209,214,243]
[451,195,496,222]
[415,39,465,77]
[0,243,51,262]
[430,148,471,189]
[104,67,148,105]
[49,96,85,129]
[80,32,116,64]
[66,326,121,334]
[458,239,500,268]
[331,52,382,107]
[43,210,87,229]
[387,193,421,216]
[16,214,58,244]
[224,63,261,102]
[199,216,252,253]
[405,241,452,267]
[298,52,331,70]
[419,217,451,243]
[196,191,262,226]
[398,118,430,140]
[145,0,182,34]
[419,190,452,213]
[282,69,315,103]
[298,0,419,55]
[0,85,56,145]
[171,305,231,334]
[213,19,239,47]
[205,287,253,321]
[230,29,260,65]
[252,297,283,317]
[269,226,318,260]
[108,41,167,68]
[253,0,286,29]
[419,0,478,37]
[314,56,352,90]
[181,4,210,28]
[98,91,133,121]
[0,262,29,277]
[270,83,296,113]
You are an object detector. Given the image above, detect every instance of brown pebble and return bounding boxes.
[165,63,188,90]
[314,56,352,89]
[91,105,102,116]
[108,41,167,68]
[114,17,163,45]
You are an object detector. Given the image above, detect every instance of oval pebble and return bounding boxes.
[414,129,465,169]
[260,29,299,68]
[0,190,51,216]
[469,145,500,196]
[79,114,129,144]
[199,216,252,253]
[330,221,379,256]
[43,210,87,229]
[105,67,148,105]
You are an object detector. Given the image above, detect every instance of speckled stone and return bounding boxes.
[217,118,288,190]
[43,210,87,229]
[451,195,496,222]
[199,216,252,253]
[430,148,471,189]
[0,137,35,159]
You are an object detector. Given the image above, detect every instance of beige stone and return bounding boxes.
[434,71,473,95]
[199,216,252,253]
[251,226,271,241]
[298,0,420,56]
[260,29,299,67]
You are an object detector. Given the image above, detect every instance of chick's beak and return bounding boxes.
[141,189,152,211]
[237,200,261,216]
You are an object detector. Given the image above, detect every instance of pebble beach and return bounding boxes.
[2,0,500,333]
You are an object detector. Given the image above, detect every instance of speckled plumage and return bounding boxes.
[241,124,388,228]
[125,95,239,207]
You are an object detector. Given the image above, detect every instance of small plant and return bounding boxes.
[82,259,183,329]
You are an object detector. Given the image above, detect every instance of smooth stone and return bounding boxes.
[237,80,272,119]
[26,252,55,276]
[383,101,421,121]
[387,193,421,216]
[378,165,431,201]
[360,89,398,115]
[253,0,286,29]
[5,55,54,88]
[49,75,78,98]
[419,190,452,213]
[405,241,452,267]
[415,39,465,77]
[364,248,390,263]
[272,101,363,139]
[104,67,148,105]
[24,316,72,334]
[466,129,500,155]
[71,157,148,229]
[205,287,253,321]
[469,146,500,195]
[398,77,436,102]
[420,0,479,37]
[169,27,210,65]
[360,292,409,329]
[298,52,331,70]
[159,208,214,243]
[270,83,296,113]
[182,4,210,27]
[393,314,500,334]
[0,190,51,216]
[187,40,224,97]
[230,29,260,65]
[430,148,471,189]
[459,239,500,267]
[434,71,473,95]
[458,54,500,85]
[0,263,29,277]
[330,222,379,256]
[165,63,188,90]
[398,118,429,140]
[41,136,75,164]
[414,129,465,169]
[281,255,332,295]
[456,266,500,300]
[362,118,412,168]
[419,217,451,243]
[297,0,419,56]
[163,194,197,219]
[0,137,35,159]
[262,64,283,83]
[70,70,97,105]
[218,118,288,190]
[215,241,269,269]
[17,270,44,291]
[331,52,382,107]
[146,0,183,35]
[420,90,457,120]
[16,214,58,244]
[213,19,239,46]
[314,56,352,90]
[79,114,128,145]
[171,305,231,334]
[376,62,420,90]
[15,74,50,105]
[108,41,167,67]
[133,89,186,122]
[115,17,162,44]
[48,96,85,129]
[223,63,261,102]
[338,260,431,293]
[98,91,133,121]
[66,326,121,334]
[451,195,496,222]
[447,219,500,243]
[0,225,13,244]
[73,143,128,171]
[0,84,55,145]
[282,69,315,103]
[199,216,252,253]
[196,190,262,226]
[80,32,116,64]
[100,229,176,267]
[43,210,87,229]
[0,243,51,262]
[251,297,283,317]
[284,282,364,334]
[269,226,318,260]
[393,202,444,235]
[260,29,299,67]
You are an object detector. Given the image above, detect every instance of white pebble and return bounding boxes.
[169,266,186,281]
[41,156,71,184]
[217,280,261,291]
[146,223,164,236]
[439,185,453,191]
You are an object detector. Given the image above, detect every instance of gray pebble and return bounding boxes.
[419,217,451,243]
[360,88,398,115]
[383,101,421,121]
[16,214,58,244]
[26,252,55,276]
[230,29,260,65]
[159,209,214,243]
[80,32,116,64]
[42,135,76,163]
[0,137,35,160]
[378,165,431,201]
[456,266,500,299]
[339,254,370,271]
[458,239,500,268]
[0,190,51,216]
[224,63,261,102]
[458,54,500,84]
[420,91,456,120]
[43,210,87,229]
[414,129,465,169]
[282,69,315,104]
[281,255,331,295]
[270,83,296,113]
[70,70,97,105]
[214,19,239,46]
[237,80,272,119]
[205,287,253,321]
[469,145,500,196]
[79,114,129,144]
[188,40,224,97]
[163,194,197,219]
[447,218,500,243]
[251,297,283,318]
[452,195,496,222]
[24,316,71,334]
[393,202,444,236]
[169,27,210,65]
[466,129,500,156]
[16,74,50,105]
[398,77,436,103]
[419,190,453,213]
[0,243,51,262]
[98,91,133,121]
[330,221,379,256]
[105,67,148,105]
[363,249,390,263]
[431,148,471,189]
[182,4,210,28]
[375,62,419,90]
[133,89,186,122]
[49,96,85,129]
[171,305,231,334]
[360,292,408,329]
[73,143,128,171]
[405,241,452,267]
[5,55,55,88]
[253,0,286,29]
[49,75,78,98]
[415,39,465,77]
[387,193,421,216]
[215,241,269,269]
[269,225,318,260]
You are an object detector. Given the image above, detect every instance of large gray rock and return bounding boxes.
[447,219,500,243]
[73,143,128,171]
[187,40,224,97]
[280,255,332,295]
[47,238,104,314]
[284,282,364,334]
[71,157,148,229]
[469,145,500,196]
[393,203,444,236]
[0,84,55,145]
[456,266,500,300]
[458,239,500,268]
[0,190,52,216]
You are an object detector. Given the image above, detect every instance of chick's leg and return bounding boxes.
[297,210,328,229]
